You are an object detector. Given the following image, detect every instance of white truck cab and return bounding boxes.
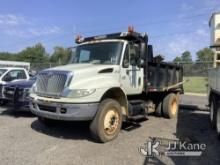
[30,39,134,118]
[30,29,183,143]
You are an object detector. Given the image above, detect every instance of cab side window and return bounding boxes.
[3,70,27,82]
[123,44,139,67]
[130,45,139,66]
[123,45,129,68]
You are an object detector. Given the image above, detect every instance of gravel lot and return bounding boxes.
[0,95,220,165]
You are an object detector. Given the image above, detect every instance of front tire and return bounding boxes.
[90,99,122,143]
[163,93,179,119]
[0,100,8,106]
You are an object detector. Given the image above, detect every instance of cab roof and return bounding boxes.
[76,32,148,44]
[0,67,27,70]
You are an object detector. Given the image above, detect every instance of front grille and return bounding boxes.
[36,71,69,97]
[16,88,28,101]
[38,104,56,113]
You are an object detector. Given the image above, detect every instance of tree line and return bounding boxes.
[0,43,71,65]
[172,47,214,76]
[0,43,214,76]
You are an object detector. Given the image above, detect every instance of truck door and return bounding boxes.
[120,43,144,95]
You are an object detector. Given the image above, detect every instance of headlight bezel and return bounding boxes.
[62,88,96,98]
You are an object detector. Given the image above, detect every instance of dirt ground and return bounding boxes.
[0,95,219,165]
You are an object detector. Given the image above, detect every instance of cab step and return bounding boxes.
[128,114,148,121]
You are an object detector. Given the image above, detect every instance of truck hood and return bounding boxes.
[46,63,118,74]
[46,64,120,89]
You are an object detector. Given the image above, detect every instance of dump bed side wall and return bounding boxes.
[208,68,220,93]
[147,62,183,92]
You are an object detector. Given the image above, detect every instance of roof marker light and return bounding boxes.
[128,25,134,33]
[75,34,84,43]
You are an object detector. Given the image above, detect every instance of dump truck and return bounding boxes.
[30,27,183,143]
[208,12,220,139]
[208,68,220,138]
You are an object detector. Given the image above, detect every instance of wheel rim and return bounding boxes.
[104,109,119,135]
[171,99,178,116]
[210,102,214,122]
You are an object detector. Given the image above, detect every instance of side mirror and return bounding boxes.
[3,75,11,82]
[140,43,146,59]
[123,59,129,68]
[138,59,145,68]
[130,54,138,66]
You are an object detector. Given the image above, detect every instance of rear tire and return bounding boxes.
[155,102,162,117]
[163,93,179,119]
[216,106,220,139]
[90,99,122,143]
[210,97,217,129]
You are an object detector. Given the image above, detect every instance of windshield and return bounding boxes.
[70,42,123,65]
[0,69,7,77]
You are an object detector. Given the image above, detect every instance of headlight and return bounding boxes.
[65,89,96,98]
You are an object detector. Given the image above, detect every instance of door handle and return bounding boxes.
[122,76,126,80]
[138,77,141,86]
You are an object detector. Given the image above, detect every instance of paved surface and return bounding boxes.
[0,95,220,165]
[179,94,208,110]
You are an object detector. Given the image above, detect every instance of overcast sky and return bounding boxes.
[0,0,219,60]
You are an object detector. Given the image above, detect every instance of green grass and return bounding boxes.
[183,76,207,94]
